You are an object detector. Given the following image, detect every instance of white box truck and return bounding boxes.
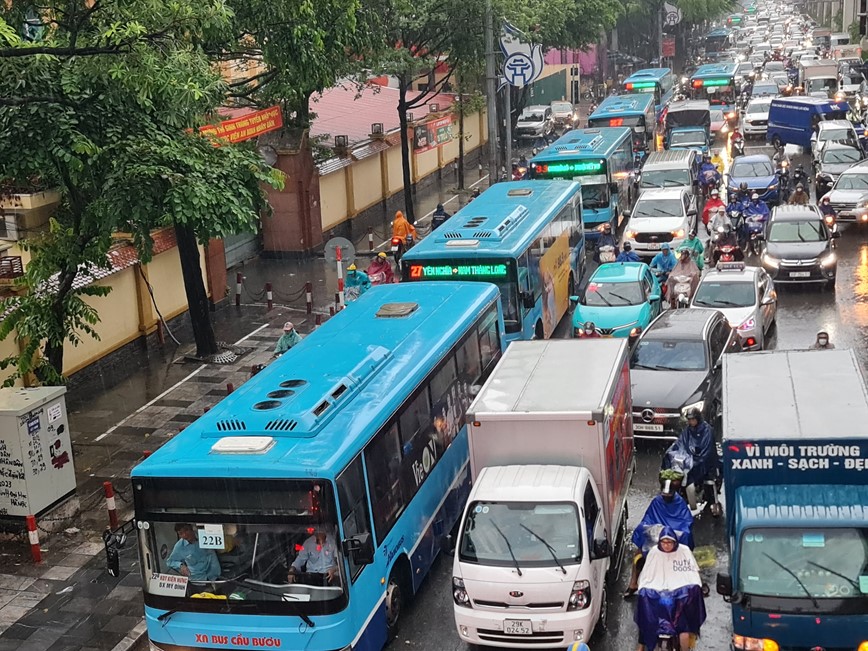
[452,340,635,648]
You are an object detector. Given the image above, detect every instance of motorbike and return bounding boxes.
[744,216,765,256]
[670,274,695,309]
[776,162,791,203]
[662,441,722,518]
[390,234,414,263]
[368,270,392,286]
[651,268,671,299]
[699,169,720,198]
[729,132,745,157]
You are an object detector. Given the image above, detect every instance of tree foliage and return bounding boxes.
[0,0,281,381]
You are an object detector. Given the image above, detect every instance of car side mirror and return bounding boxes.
[624,210,632,219]
[521,292,535,309]
[592,538,611,560]
[831,230,841,239]
[648,293,661,302]
[716,571,733,597]
[570,295,580,305]
[342,532,375,565]
[687,209,697,217]
[761,294,776,305]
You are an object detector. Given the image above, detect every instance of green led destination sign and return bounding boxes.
[626,81,657,90]
[700,78,733,87]
[541,160,605,175]
[408,263,509,280]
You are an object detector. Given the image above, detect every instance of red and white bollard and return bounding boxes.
[315,313,322,327]
[227,382,235,394]
[265,282,273,311]
[235,272,243,307]
[26,515,41,564]
[104,481,119,530]
[143,450,152,458]
[305,282,313,314]
[335,246,345,310]
[368,228,374,251]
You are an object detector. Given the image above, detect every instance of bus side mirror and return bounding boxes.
[521,292,535,309]
[609,182,618,193]
[343,532,375,565]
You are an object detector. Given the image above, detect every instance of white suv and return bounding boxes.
[743,97,773,138]
[622,188,698,260]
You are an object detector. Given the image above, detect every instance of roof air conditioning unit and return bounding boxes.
[335,135,349,154]
[371,123,385,139]
[429,103,440,113]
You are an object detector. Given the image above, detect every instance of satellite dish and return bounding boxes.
[324,237,355,266]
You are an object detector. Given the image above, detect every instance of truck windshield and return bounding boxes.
[669,132,706,148]
[459,501,582,568]
[738,527,868,599]
[135,477,348,615]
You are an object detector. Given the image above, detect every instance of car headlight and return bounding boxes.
[737,317,756,331]
[820,252,836,268]
[452,577,471,607]
[857,200,868,209]
[672,229,685,238]
[761,252,780,268]
[681,400,705,418]
[625,229,638,239]
[732,635,779,651]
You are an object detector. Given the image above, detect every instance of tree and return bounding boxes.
[0,0,280,383]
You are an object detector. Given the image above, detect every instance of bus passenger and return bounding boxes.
[167,523,221,581]
[287,526,339,585]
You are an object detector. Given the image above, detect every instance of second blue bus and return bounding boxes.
[130,282,506,651]
[623,67,675,117]
[588,93,658,156]
[401,180,585,341]
[530,126,634,236]
[689,62,739,113]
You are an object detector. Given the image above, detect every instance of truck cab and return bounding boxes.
[717,349,868,651]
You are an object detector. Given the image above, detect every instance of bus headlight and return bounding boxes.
[452,577,471,607]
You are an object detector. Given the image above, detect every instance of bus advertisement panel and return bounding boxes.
[401,180,585,342]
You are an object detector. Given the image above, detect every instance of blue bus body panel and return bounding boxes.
[590,93,656,122]
[530,127,633,236]
[766,97,850,149]
[134,282,502,651]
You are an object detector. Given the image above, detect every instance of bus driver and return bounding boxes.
[287,526,339,585]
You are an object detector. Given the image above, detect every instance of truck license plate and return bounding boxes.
[789,271,811,278]
[504,620,532,635]
[633,423,664,432]
[647,242,661,250]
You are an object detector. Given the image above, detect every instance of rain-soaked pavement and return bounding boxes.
[4,133,868,650]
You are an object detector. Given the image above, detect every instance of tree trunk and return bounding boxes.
[40,266,77,384]
[174,221,218,358]
[397,79,416,223]
[457,93,465,190]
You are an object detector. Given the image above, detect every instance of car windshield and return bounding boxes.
[731,159,774,177]
[521,113,544,123]
[633,199,684,218]
[693,280,757,308]
[669,131,706,147]
[631,339,708,371]
[747,102,772,114]
[768,220,827,242]
[640,170,692,188]
[551,102,573,113]
[584,281,645,307]
[822,148,862,164]
[843,74,863,85]
[752,84,778,95]
[459,501,582,567]
[836,173,868,189]
[819,128,852,141]
[710,110,724,122]
[738,527,868,599]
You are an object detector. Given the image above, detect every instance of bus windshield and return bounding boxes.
[738,527,868,599]
[136,478,348,614]
[459,501,582,567]
[581,182,610,209]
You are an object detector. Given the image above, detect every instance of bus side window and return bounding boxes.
[477,307,501,373]
[364,423,405,540]
[456,335,482,389]
[337,456,374,581]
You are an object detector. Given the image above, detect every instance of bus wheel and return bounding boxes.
[534,321,544,340]
[568,272,576,298]
[386,564,409,633]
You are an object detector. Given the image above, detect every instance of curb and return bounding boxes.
[110,618,147,651]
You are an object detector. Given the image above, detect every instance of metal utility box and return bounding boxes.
[0,387,76,518]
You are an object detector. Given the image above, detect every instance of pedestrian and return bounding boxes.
[274,321,302,356]
[811,331,835,349]
[431,203,451,231]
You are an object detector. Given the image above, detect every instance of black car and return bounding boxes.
[760,205,840,289]
[630,309,741,439]
[813,142,865,199]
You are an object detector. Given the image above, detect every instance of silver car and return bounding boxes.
[690,262,777,350]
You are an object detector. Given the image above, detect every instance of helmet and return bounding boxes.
[679,248,690,258]
[703,153,711,161]
[796,184,804,190]
[283,322,294,332]
[377,251,387,260]
[711,188,719,196]
[751,192,760,200]
[584,321,596,332]
[739,182,748,192]
[686,407,703,421]
[661,242,671,251]
[602,223,612,233]
[822,195,831,203]
[348,263,357,271]
[436,203,444,211]
[623,241,633,251]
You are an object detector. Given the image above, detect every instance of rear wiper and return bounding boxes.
[491,519,522,576]
[519,524,567,574]
[763,552,818,608]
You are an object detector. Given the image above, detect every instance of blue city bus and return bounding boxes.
[588,93,657,155]
[530,127,633,236]
[401,180,584,341]
[689,62,739,113]
[622,68,675,117]
[705,28,733,58]
[131,282,506,651]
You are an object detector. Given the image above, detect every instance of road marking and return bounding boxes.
[93,321,274,442]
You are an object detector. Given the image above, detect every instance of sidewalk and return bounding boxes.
[0,161,492,651]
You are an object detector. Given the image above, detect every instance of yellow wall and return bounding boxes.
[148,245,198,319]
[385,147,405,196]
[414,148,439,181]
[320,171,349,231]
[352,156,384,214]
[0,336,21,387]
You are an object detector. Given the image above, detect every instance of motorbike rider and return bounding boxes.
[634,526,706,651]
[366,251,395,285]
[623,478,694,599]
[392,210,417,247]
[708,206,729,236]
[711,222,744,265]
[701,188,725,230]
[819,195,836,224]
[697,154,721,193]
[430,203,451,231]
[744,192,770,241]
[811,330,836,349]
[735,181,752,205]
[650,243,677,285]
[594,223,620,263]
[788,183,809,205]
[792,162,809,189]
[344,264,371,300]
[668,249,700,308]
[274,322,302,357]
[710,150,724,174]
[578,321,601,338]
[729,126,745,156]
[680,230,705,270]
[617,241,641,262]
[663,408,722,516]
[772,148,790,170]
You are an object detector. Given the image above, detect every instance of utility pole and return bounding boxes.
[485,0,498,185]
